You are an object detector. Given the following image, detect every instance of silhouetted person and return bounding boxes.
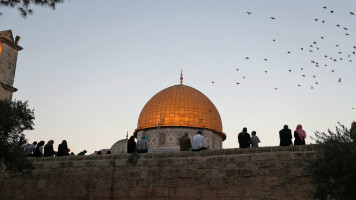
[279,125,293,146]
[57,140,69,156]
[127,136,136,153]
[238,127,250,148]
[78,150,87,155]
[33,141,45,157]
[44,140,56,157]
[250,131,260,147]
[294,124,306,145]
[26,141,37,157]
[179,132,192,151]
[136,135,149,153]
[97,150,102,155]
[351,121,356,142]
[191,131,207,151]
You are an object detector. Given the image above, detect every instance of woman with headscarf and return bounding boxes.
[179,132,191,151]
[127,136,136,153]
[44,140,56,157]
[33,141,45,157]
[294,124,306,145]
[136,135,149,153]
[57,140,69,156]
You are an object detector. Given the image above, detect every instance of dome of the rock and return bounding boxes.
[136,84,225,140]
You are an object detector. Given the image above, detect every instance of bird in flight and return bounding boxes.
[287,51,291,54]
[245,57,250,59]
[309,50,313,53]
[301,68,303,70]
[243,76,246,79]
[323,6,327,9]
[344,27,348,30]
[275,88,278,90]
[264,59,268,61]
[330,10,334,13]
[289,69,292,72]
[322,20,325,23]
[332,70,335,72]
[298,84,301,87]
[311,86,314,89]
[236,68,239,71]
[315,18,318,21]
[273,39,276,42]
[316,82,319,85]
[235,82,240,85]
[338,78,341,83]
[265,71,268,73]
[302,75,306,77]
[270,17,276,20]
[247,12,252,15]
[337,24,340,27]
[351,12,354,15]
[301,48,304,51]
[346,33,350,36]
[212,81,215,84]
[321,36,324,39]
[313,75,316,78]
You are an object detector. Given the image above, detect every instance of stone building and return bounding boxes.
[134,72,226,152]
[0,30,22,100]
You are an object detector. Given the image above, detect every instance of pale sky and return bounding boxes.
[1,0,355,154]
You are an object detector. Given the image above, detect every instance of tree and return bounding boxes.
[0,0,65,18]
[0,99,35,173]
[306,122,356,200]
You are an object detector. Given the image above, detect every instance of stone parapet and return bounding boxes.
[0,145,315,200]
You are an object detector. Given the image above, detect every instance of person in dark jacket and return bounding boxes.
[179,132,192,151]
[127,136,136,153]
[279,125,293,146]
[294,124,306,145]
[44,140,56,157]
[57,140,69,156]
[238,127,251,148]
[33,141,45,157]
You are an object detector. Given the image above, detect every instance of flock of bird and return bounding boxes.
[210,5,355,110]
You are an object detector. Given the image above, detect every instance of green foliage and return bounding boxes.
[307,122,356,200]
[0,99,35,173]
[0,0,65,17]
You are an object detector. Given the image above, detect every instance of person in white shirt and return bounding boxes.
[191,131,207,151]
[25,141,37,156]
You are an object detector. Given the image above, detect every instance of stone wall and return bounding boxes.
[0,145,315,200]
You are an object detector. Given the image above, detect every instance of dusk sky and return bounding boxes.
[1,0,355,154]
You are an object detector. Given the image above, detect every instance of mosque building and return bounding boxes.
[132,72,226,152]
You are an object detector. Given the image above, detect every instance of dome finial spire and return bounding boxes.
[180,69,183,85]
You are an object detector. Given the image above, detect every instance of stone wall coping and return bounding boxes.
[29,145,316,162]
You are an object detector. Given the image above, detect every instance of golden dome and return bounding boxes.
[136,84,225,140]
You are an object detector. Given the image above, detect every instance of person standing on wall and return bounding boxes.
[238,127,250,148]
[294,124,306,145]
[191,131,207,151]
[179,131,192,151]
[279,125,293,146]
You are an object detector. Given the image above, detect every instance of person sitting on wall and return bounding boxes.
[44,140,56,157]
[279,125,293,146]
[127,135,137,153]
[57,140,69,156]
[25,141,37,157]
[179,132,192,151]
[294,124,306,145]
[136,135,149,153]
[250,131,260,147]
[191,131,207,151]
[78,150,87,155]
[238,127,250,148]
[33,141,45,157]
